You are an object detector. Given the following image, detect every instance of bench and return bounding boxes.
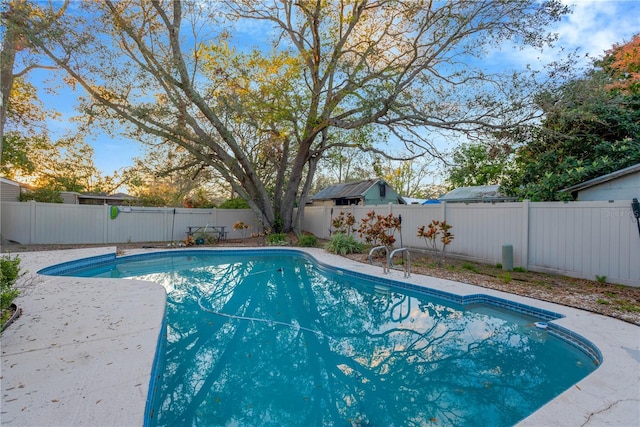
[186,225,227,242]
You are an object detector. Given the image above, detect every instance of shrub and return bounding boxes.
[462,262,480,273]
[1,255,23,330]
[19,187,63,203]
[266,233,288,246]
[499,272,512,284]
[357,211,401,248]
[218,198,250,209]
[417,220,454,266]
[331,211,357,236]
[297,235,318,247]
[324,233,365,255]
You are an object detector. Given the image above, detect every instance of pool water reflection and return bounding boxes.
[64,251,598,426]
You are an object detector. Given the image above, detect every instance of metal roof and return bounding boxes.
[562,163,640,193]
[439,184,515,203]
[310,179,380,200]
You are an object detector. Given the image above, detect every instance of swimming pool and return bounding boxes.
[43,249,600,426]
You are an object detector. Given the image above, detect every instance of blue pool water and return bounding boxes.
[49,250,599,426]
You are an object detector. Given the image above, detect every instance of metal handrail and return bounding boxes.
[368,245,389,274]
[389,248,411,278]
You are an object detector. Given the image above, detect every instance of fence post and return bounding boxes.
[324,205,329,238]
[163,207,168,242]
[29,201,36,244]
[521,200,530,270]
[103,205,109,243]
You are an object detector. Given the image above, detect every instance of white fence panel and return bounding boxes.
[444,203,524,266]
[529,202,639,285]
[108,207,172,243]
[0,202,263,245]
[1,201,33,243]
[298,206,331,238]
[300,200,638,285]
[2,200,638,285]
[33,203,106,244]
[389,204,443,249]
[214,209,261,240]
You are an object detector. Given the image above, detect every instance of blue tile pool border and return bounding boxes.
[38,248,603,366]
[38,252,116,276]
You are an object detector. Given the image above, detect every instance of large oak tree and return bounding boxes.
[8,0,570,231]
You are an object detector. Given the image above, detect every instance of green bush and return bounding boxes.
[1,255,23,330]
[19,187,63,203]
[324,233,365,255]
[266,233,288,246]
[297,235,318,247]
[218,198,250,209]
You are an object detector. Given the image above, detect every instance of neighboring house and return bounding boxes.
[561,163,640,201]
[60,191,137,205]
[0,178,21,202]
[309,179,405,207]
[439,184,516,203]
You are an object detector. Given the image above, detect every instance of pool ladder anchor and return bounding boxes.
[368,246,411,278]
[368,246,389,274]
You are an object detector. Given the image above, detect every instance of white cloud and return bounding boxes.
[556,0,639,59]
[484,0,639,74]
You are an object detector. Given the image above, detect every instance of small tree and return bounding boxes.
[331,211,356,236]
[417,220,455,266]
[357,211,401,249]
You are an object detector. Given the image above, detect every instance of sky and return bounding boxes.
[25,0,640,180]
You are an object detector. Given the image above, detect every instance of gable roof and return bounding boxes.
[562,163,640,193]
[310,179,381,200]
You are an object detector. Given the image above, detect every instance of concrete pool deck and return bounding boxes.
[1,247,638,426]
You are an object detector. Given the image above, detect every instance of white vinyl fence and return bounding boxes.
[0,202,261,245]
[1,200,638,286]
[301,201,640,286]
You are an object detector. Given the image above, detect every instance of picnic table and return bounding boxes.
[186,225,227,242]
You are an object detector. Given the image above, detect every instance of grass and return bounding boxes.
[462,262,480,273]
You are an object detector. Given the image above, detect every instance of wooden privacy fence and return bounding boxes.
[301,201,639,286]
[1,200,638,286]
[0,202,260,245]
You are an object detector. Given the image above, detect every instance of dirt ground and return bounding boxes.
[2,237,639,326]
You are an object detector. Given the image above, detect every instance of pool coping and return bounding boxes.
[1,247,638,426]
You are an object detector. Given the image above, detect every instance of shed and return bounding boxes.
[439,184,516,203]
[561,163,640,201]
[309,179,405,206]
[1,178,21,202]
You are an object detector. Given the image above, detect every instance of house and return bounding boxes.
[60,191,137,205]
[309,179,405,207]
[561,163,640,201]
[439,184,516,203]
[0,178,21,202]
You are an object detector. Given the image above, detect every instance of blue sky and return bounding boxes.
[26,0,640,178]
